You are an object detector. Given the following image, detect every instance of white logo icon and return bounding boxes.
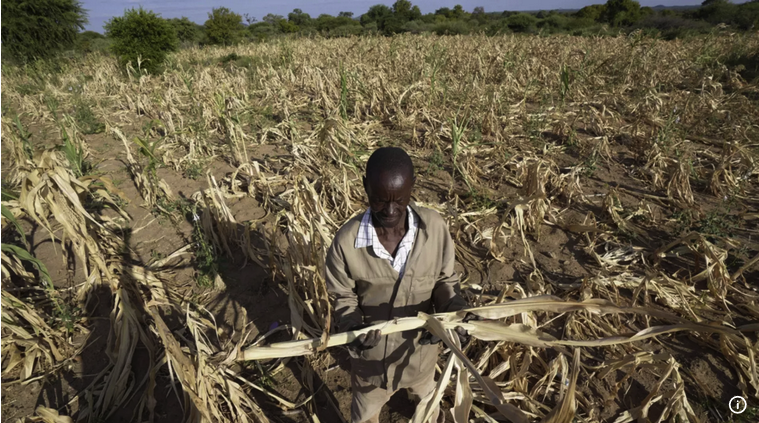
[729,396,747,414]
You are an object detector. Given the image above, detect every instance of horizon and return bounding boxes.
[81,0,751,32]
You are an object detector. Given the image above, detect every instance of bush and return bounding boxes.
[539,14,571,32]
[382,16,407,34]
[631,15,712,39]
[204,7,244,45]
[362,4,392,26]
[73,101,105,134]
[487,20,512,36]
[507,13,539,33]
[1,0,87,63]
[247,22,277,41]
[105,8,178,74]
[88,37,113,53]
[361,22,381,35]
[564,17,598,31]
[217,53,263,70]
[575,4,606,21]
[329,24,363,37]
[696,1,738,25]
[433,20,471,35]
[278,19,300,34]
[734,2,759,30]
[75,31,106,53]
[401,20,432,34]
[603,0,644,26]
[169,17,200,43]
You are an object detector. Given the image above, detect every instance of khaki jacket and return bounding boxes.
[325,203,467,390]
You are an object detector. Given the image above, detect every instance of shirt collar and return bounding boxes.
[355,206,416,250]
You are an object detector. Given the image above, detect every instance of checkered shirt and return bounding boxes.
[354,206,418,277]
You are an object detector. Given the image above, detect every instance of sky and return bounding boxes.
[81,0,744,32]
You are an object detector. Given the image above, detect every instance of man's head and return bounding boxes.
[363,147,415,229]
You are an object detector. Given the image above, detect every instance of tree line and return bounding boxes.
[2,0,758,72]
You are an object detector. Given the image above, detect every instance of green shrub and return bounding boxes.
[631,15,712,39]
[89,37,114,53]
[330,24,364,37]
[734,2,759,31]
[169,17,200,43]
[696,0,739,26]
[487,20,512,35]
[576,4,606,21]
[433,21,471,35]
[288,9,313,27]
[1,0,87,64]
[217,52,263,70]
[564,17,598,31]
[105,8,178,74]
[724,48,759,83]
[507,13,539,33]
[538,14,570,33]
[75,31,106,53]
[73,101,105,134]
[362,22,381,35]
[382,16,407,34]
[204,7,245,45]
[278,19,300,34]
[603,0,645,26]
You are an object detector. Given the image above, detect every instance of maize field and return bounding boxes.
[1,32,758,423]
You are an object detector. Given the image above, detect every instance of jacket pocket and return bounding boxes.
[408,275,434,308]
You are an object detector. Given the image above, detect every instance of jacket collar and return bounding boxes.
[405,201,429,273]
[408,201,427,230]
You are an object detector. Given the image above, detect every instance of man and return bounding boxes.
[325,147,470,423]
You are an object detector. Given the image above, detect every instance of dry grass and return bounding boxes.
[2,32,758,422]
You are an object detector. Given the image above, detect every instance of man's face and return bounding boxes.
[364,169,414,229]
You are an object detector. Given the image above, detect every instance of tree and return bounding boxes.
[204,7,244,45]
[435,7,452,18]
[410,6,423,20]
[278,19,299,33]
[392,0,413,16]
[105,8,178,74]
[734,1,759,29]
[576,4,606,21]
[697,0,738,25]
[75,30,107,53]
[361,4,392,27]
[263,14,285,25]
[602,0,643,26]
[387,0,420,32]
[288,8,312,27]
[248,21,275,40]
[243,13,257,25]
[452,5,466,20]
[473,6,487,24]
[169,17,199,43]
[338,11,354,18]
[314,14,337,31]
[1,0,88,63]
[382,16,406,34]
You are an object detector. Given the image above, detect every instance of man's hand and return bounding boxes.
[347,328,381,357]
[419,313,482,346]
